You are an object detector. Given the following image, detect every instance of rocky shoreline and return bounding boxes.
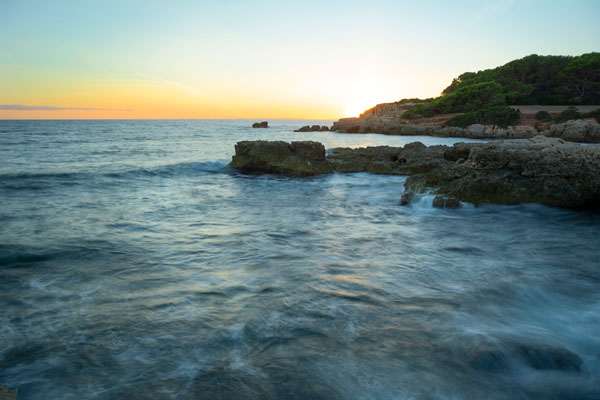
[327,101,600,142]
[230,138,600,209]
[331,118,600,142]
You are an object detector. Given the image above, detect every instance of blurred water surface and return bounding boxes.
[1,120,599,399]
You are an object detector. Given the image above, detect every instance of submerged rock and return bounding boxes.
[230,140,333,176]
[252,121,269,128]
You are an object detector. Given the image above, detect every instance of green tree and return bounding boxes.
[558,53,600,102]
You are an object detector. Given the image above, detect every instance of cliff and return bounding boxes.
[331,104,600,142]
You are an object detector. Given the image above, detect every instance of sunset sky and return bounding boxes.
[1,0,599,119]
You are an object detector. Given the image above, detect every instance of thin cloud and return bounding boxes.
[137,72,233,112]
[0,104,131,111]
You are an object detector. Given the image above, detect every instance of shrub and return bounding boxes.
[535,110,552,121]
[401,109,419,120]
[445,106,520,128]
[582,107,600,122]
[557,106,581,122]
[407,81,505,118]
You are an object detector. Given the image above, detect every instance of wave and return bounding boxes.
[0,160,233,188]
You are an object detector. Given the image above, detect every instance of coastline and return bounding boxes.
[328,103,600,143]
[230,136,600,209]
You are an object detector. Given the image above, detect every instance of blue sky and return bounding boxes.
[1,0,599,118]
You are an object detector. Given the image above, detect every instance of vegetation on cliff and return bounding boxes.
[443,53,600,105]
[400,53,600,127]
[445,106,521,128]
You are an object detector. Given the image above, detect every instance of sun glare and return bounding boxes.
[342,92,388,118]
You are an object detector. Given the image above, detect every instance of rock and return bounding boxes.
[512,125,536,137]
[548,119,600,142]
[230,140,333,176]
[294,125,330,132]
[331,118,360,133]
[466,124,486,138]
[432,195,461,209]
[230,137,600,208]
[399,191,415,206]
[330,101,600,142]
[0,386,18,400]
[327,142,449,175]
[404,136,600,208]
[443,142,473,162]
[252,121,269,128]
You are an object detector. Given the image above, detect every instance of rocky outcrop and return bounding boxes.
[401,136,600,208]
[230,140,333,176]
[546,119,600,142]
[0,386,18,400]
[331,103,600,143]
[294,125,329,132]
[331,119,535,139]
[327,142,449,175]
[252,121,269,128]
[230,138,600,208]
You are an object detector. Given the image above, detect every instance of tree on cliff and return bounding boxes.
[441,53,599,105]
[558,53,600,103]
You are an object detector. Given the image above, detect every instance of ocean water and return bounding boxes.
[1,119,599,400]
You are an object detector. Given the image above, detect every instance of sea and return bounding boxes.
[1,119,599,399]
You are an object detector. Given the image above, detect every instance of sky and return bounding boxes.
[1,0,599,119]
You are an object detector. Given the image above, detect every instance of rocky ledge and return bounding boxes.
[230,138,600,208]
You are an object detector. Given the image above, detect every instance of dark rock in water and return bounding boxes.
[252,121,269,128]
[432,195,461,209]
[294,125,329,132]
[399,191,415,206]
[230,140,333,176]
[517,345,583,372]
[294,125,312,132]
